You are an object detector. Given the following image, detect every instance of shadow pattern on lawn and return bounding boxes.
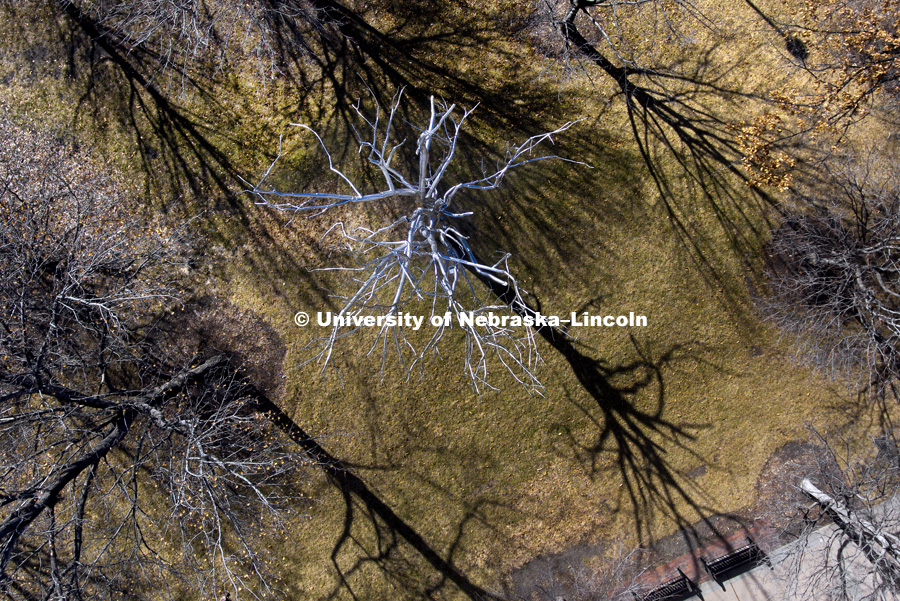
[460,247,752,555]
[14,2,775,593]
[243,386,503,601]
[36,0,561,207]
[559,2,783,292]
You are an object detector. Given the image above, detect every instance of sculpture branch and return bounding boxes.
[250,91,585,392]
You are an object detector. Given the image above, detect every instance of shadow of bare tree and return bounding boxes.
[557,3,783,293]
[246,388,503,601]
[456,248,750,558]
[22,0,564,205]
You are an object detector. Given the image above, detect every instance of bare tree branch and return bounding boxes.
[0,117,313,600]
[251,90,585,392]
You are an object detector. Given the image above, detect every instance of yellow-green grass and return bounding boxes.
[219,156,846,600]
[0,0,881,599]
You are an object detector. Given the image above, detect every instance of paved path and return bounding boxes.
[690,493,900,601]
[671,522,886,601]
[630,493,900,601]
[694,561,781,601]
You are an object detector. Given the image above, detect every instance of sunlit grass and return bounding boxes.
[0,0,876,599]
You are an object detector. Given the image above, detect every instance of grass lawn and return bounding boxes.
[0,0,877,598]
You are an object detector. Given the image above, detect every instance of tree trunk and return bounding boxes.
[801,478,900,591]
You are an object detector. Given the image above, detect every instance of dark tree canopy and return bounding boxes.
[764,152,900,403]
[61,0,333,81]
[0,118,309,600]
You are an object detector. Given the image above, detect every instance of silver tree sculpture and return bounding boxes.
[250,92,582,392]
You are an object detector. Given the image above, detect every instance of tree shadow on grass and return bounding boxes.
[463,256,753,561]
[299,0,561,134]
[548,335,750,550]
[51,1,246,202]
[456,119,643,294]
[557,4,790,296]
[244,388,504,601]
[158,296,502,599]
[18,2,777,589]
[9,0,598,319]
[555,336,764,578]
[23,0,565,209]
[558,337,712,530]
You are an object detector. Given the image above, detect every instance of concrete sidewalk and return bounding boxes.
[694,562,780,601]
[684,523,886,601]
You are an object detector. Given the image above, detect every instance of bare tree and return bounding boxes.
[53,0,334,85]
[782,0,900,126]
[0,119,309,599]
[250,91,582,392]
[763,149,900,403]
[772,429,900,601]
